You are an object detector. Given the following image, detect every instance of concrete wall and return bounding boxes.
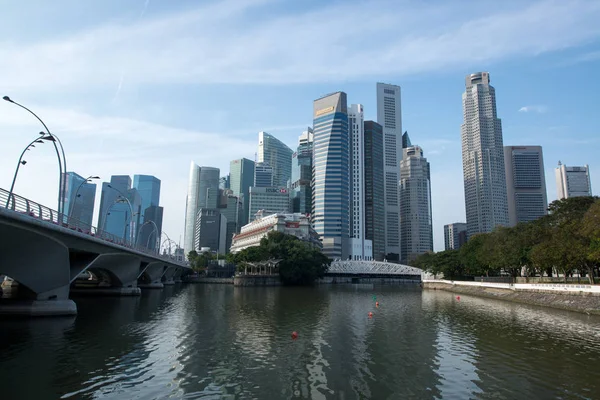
[233,275,281,286]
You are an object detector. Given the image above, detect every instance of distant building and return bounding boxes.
[248,186,291,221]
[291,128,313,215]
[230,158,255,225]
[400,145,433,264]
[230,212,321,254]
[254,162,274,187]
[194,208,227,254]
[62,171,96,227]
[555,162,592,199]
[258,132,293,188]
[133,175,163,251]
[174,246,185,262]
[444,223,467,251]
[364,121,386,261]
[504,146,548,226]
[184,164,220,255]
[98,175,142,242]
[402,131,412,149]
[219,175,230,190]
[218,191,244,253]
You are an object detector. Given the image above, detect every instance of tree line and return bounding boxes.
[412,197,600,284]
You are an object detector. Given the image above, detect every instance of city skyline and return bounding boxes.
[1,1,599,252]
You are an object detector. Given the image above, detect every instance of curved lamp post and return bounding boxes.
[137,220,160,251]
[3,96,67,216]
[69,175,100,220]
[106,184,134,243]
[5,136,53,208]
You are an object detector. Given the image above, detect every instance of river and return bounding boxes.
[1,284,600,399]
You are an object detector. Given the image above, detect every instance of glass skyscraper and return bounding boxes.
[98,176,142,242]
[258,131,293,188]
[230,158,255,225]
[62,171,96,228]
[133,175,162,251]
[254,162,274,187]
[312,92,349,259]
[364,121,386,261]
[184,163,220,255]
[291,128,313,215]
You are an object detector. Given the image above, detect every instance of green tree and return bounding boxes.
[580,199,600,283]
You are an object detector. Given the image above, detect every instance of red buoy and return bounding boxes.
[368,312,373,318]
[375,301,380,308]
[291,331,298,340]
[456,296,461,301]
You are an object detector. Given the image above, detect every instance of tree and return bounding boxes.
[580,200,600,283]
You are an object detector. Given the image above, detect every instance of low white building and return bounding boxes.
[230,212,321,254]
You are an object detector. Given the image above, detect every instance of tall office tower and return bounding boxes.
[402,131,411,149]
[444,223,467,250]
[219,175,230,190]
[347,104,372,260]
[461,72,509,238]
[230,158,255,225]
[218,191,244,252]
[194,208,227,254]
[184,163,220,255]
[133,175,163,251]
[258,131,293,188]
[376,83,402,260]
[503,146,548,226]
[62,172,96,227]
[555,162,592,199]
[98,175,130,230]
[312,92,350,259]
[399,145,433,264]
[364,121,386,261]
[98,175,142,242]
[248,187,291,221]
[254,162,274,187]
[291,128,314,215]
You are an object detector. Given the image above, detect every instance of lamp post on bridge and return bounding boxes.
[106,184,134,243]
[136,220,160,251]
[3,96,68,217]
[69,175,100,221]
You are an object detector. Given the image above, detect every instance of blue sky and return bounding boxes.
[1,0,599,251]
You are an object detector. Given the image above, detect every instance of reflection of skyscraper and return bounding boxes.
[312,92,349,259]
[62,172,96,227]
[461,72,509,238]
[364,121,386,261]
[133,175,162,251]
[555,162,592,200]
[258,131,293,188]
[230,158,255,225]
[184,163,220,255]
[291,128,313,215]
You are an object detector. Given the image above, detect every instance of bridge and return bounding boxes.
[0,188,191,316]
[324,260,423,284]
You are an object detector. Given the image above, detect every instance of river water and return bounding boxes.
[1,284,600,400]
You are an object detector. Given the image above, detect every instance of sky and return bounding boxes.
[0,0,599,251]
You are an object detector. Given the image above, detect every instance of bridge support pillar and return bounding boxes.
[138,262,165,289]
[70,253,142,296]
[0,219,77,316]
[162,266,177,285]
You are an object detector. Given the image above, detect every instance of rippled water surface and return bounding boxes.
[2,284,600,399]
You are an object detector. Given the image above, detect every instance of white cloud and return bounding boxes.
[518,105,548,113]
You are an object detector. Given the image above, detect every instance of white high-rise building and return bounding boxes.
[461,72,509,238]
[347,104,372,260]
[444,223,467,251]
[555,162,592,199]
[376,83,402,260]
[504,146,548,226]
[399,145,433,264]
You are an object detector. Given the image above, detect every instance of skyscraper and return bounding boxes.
[400,145,433,264]
[291,128,313,215]
[402,131,411,149]
[133,175,163,251]
[230,158,255,224]
[555,162,592,199]
[184,163,220,255]
[98,175,142,242]
[312,92,349,259]
[254,162,274,187]
[248,187,291,221]
[258,131,293,188]
[364,121,386,261]
[504,146,548,226]
[376,83,402,260]
[62,172,96,227]
[461,72,509,238]
[444,223,467,251]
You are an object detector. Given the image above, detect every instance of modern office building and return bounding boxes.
[219,174,230,190]
[184,163,220,255]
[555,162,592,199]
[444,223,467,251]
[376,83,402,260]
[230,158,255,225]
[364,121,386,261]
[254,162,274,187]
[399,145,433,264]
[312,91,350,259]
[98,176,142,242]
[133,175,163,251]
[461,72,509,238]
[402,131,412,149]
[258,131,293,188]
[248,186,291,221]
[291,128,314,215]
[193,208,227,254]
[62,172,96,227]
[504,146,548,226]
[218,191,244,252]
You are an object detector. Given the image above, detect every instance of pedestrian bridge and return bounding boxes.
[325,260,423,283]
[0,188,190,316]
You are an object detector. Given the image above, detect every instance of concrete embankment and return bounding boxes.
[187,277,233,284]
[423,280,600,315]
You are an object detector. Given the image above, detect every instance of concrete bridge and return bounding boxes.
[323,260,423,284]
[0,188,190,316]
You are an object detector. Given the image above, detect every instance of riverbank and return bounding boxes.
[423,280,600,315]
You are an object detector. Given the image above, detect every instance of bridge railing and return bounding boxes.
[0,188,184,265]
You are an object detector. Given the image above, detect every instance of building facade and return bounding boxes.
[291,128,314,215]
[98,175,142,243]
[364,121,386,261]
[254,162,274,187]
[461,72,509,238]
[399,145,433,264]
[444,223,467,251]
[133,175,163,251]
[184,163,220,255]
[312,92,350,259]
[555,162,592,199]
[218,192,244,252]
[230,158,255,225]
[258,131,293,188]
[376,83,402,260]
[248,186,291,221]
[194,208,227,254]
[62,171,96,227]
[504,146,548,226]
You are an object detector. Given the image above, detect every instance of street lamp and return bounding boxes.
[5,136,54,208]
[106,184,134,243]
[68,176,100,220]
[3,96,67,216]
[137,220,160,250]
